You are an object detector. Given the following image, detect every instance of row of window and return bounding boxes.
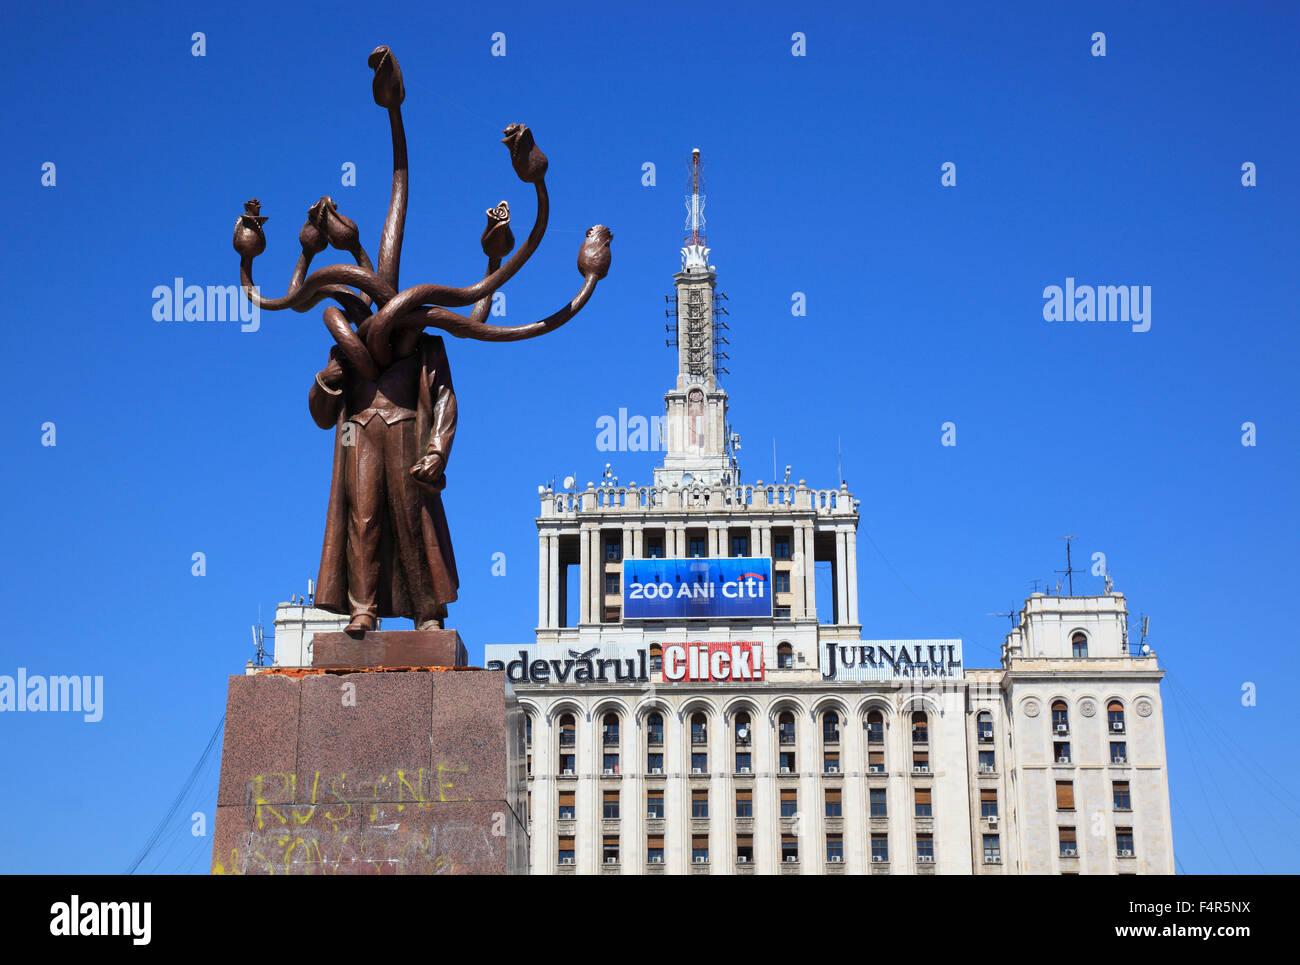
[556,786,957,822]
[597,532,797,562]
[1051,741,1131,765]
[1050,699,1129,734]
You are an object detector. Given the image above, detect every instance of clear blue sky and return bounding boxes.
[1,0,1296,874]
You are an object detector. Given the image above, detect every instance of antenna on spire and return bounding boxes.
[1054,535,1079,596]
[680,149,711,272]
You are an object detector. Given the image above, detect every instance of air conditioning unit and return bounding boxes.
[1113,757,1127,765]
[988,816,999,826]
[737,856,749,863]
[692,767,703,774]
[561,856,575,864]
[650,855,664,863]
[1056,757,1070,765]
[650,767,663,775]
[868,765,884,773]
[980,765,994,773]
[1111,722,1125,732]
[781,766,792,774]
[913,765,929,773]
[871,855,884,863]
[694,856,706,864]
[605,856,617,864]
[826,766,840,774]
[784,856,798,863]
[829,855,843,863]
[983,856,999,864]
[917,855,934,863]
[606,548,620,561]
[1119,849,1134,857]
[603,768,615,775]
[739,766,751,774]
[648,812,661,819]
[1062,848,1078,857]
[562,769,575,776]
[1055,724,1068,734]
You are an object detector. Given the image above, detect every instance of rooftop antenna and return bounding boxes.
[772,437,777,482]
[988,606,1016,628]
[1138,614,1151,655]
[1054,535,1079,596]
[784,464,792,484]
[307,578,314,607]
[251,605,269,667]
[837,436,843,486]
[1029,579,1043,594]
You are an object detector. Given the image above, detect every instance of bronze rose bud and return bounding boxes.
[368,45,405,108]
[480,201,515,259]
[299,197,331,255]
[501,123,548,183]
[577,225,613,280]
[233,199,268,258]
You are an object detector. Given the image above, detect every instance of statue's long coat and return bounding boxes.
[307,333,459,618]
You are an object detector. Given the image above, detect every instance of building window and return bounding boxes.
[604,536,622,562]
[691,713,707,744]
[526,753,532,778]
[736,788,753,818]
[780,788,798,818]
[1054,741,1071,764]
[781,835,799,863]
[525,715,532,747]
[1072,632,1088,658]
[1056,780,1075,811]
[980,788,998,819]
[778,711,796,744]
[826,834,844,862]
[603,753,619,773]
[734,712,752,745]
[1052,700,1070,734]
[1111,741,1128,764]
[649,644,662,674]
[558,837,575,864]
[688,535,707,558]
[647,752,664,772]
[779,751,797,772]
[869,788,887,817]
[866,711,884,744]
[646,536,664,559]
[692,835,709,863]
[1113,781,1131,811]
[911,711,929,744]
[774,534,792,560]
[735,752,752,773]
[692,789,709,819]
[691,752,707,773]
[603,790,620,820]
[978,750,996,772]
[730,534,749,557]
[868,750,885,773]
[558,790,575,820]
[871,834,889,862]
[822,711,841,744]
[914,787,933,817]
[602,712,619,745]
[774,606,791,620]
[983,834,1001,863]
[977,711,993,743]
[916,834,934,861]
[1116,827,1135,856]
[604,571,620,596]
[825,788,842,818]
[559,714,575,746]
[559,753,575,773]
[774,571,790,593]
[646,790,664,819]
[1060,826,1078,857]
[647,836,664,864]
[737,834,754,862]
[823,751,840,774]
[647,713,663,745]
[912,750,929,771]
[777,644,794,669]
[1108,701,1126,733]
[602,605,621,623]
[603,835,619,864]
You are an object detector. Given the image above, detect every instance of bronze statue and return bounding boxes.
[233,46,611,633]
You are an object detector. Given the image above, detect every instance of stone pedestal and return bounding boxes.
[211,667,527,875]
[311,629,467,669]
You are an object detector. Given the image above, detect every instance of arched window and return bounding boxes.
[1108,700,1126,734]
[524,714,533,747]
[1071,632,1088,658]
[734,712,752,746]
[866,710,884,744]
[911,711,929,744]
[822,711,840,744]
[690,711,707,745]
[649,643,662,674]
[778,711,796,745]
[777,642,794,669]
[602,712,620,745]
[647,712,664,745]
[557,713,576,776]
[1051,701,1069,734]
[977,711,993,743]
[559,713,575,746]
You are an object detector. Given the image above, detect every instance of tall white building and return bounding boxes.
[491,149,1174,875]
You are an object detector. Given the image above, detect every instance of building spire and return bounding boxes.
[681,148,710,271]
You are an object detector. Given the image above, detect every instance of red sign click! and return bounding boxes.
[663,642,764,682]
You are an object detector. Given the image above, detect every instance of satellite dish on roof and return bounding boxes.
[563,475,576,490]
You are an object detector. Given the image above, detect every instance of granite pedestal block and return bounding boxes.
[311,629,467,668]
[212,668,526,875]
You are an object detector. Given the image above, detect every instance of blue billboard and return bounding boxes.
[622,557,773,619]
